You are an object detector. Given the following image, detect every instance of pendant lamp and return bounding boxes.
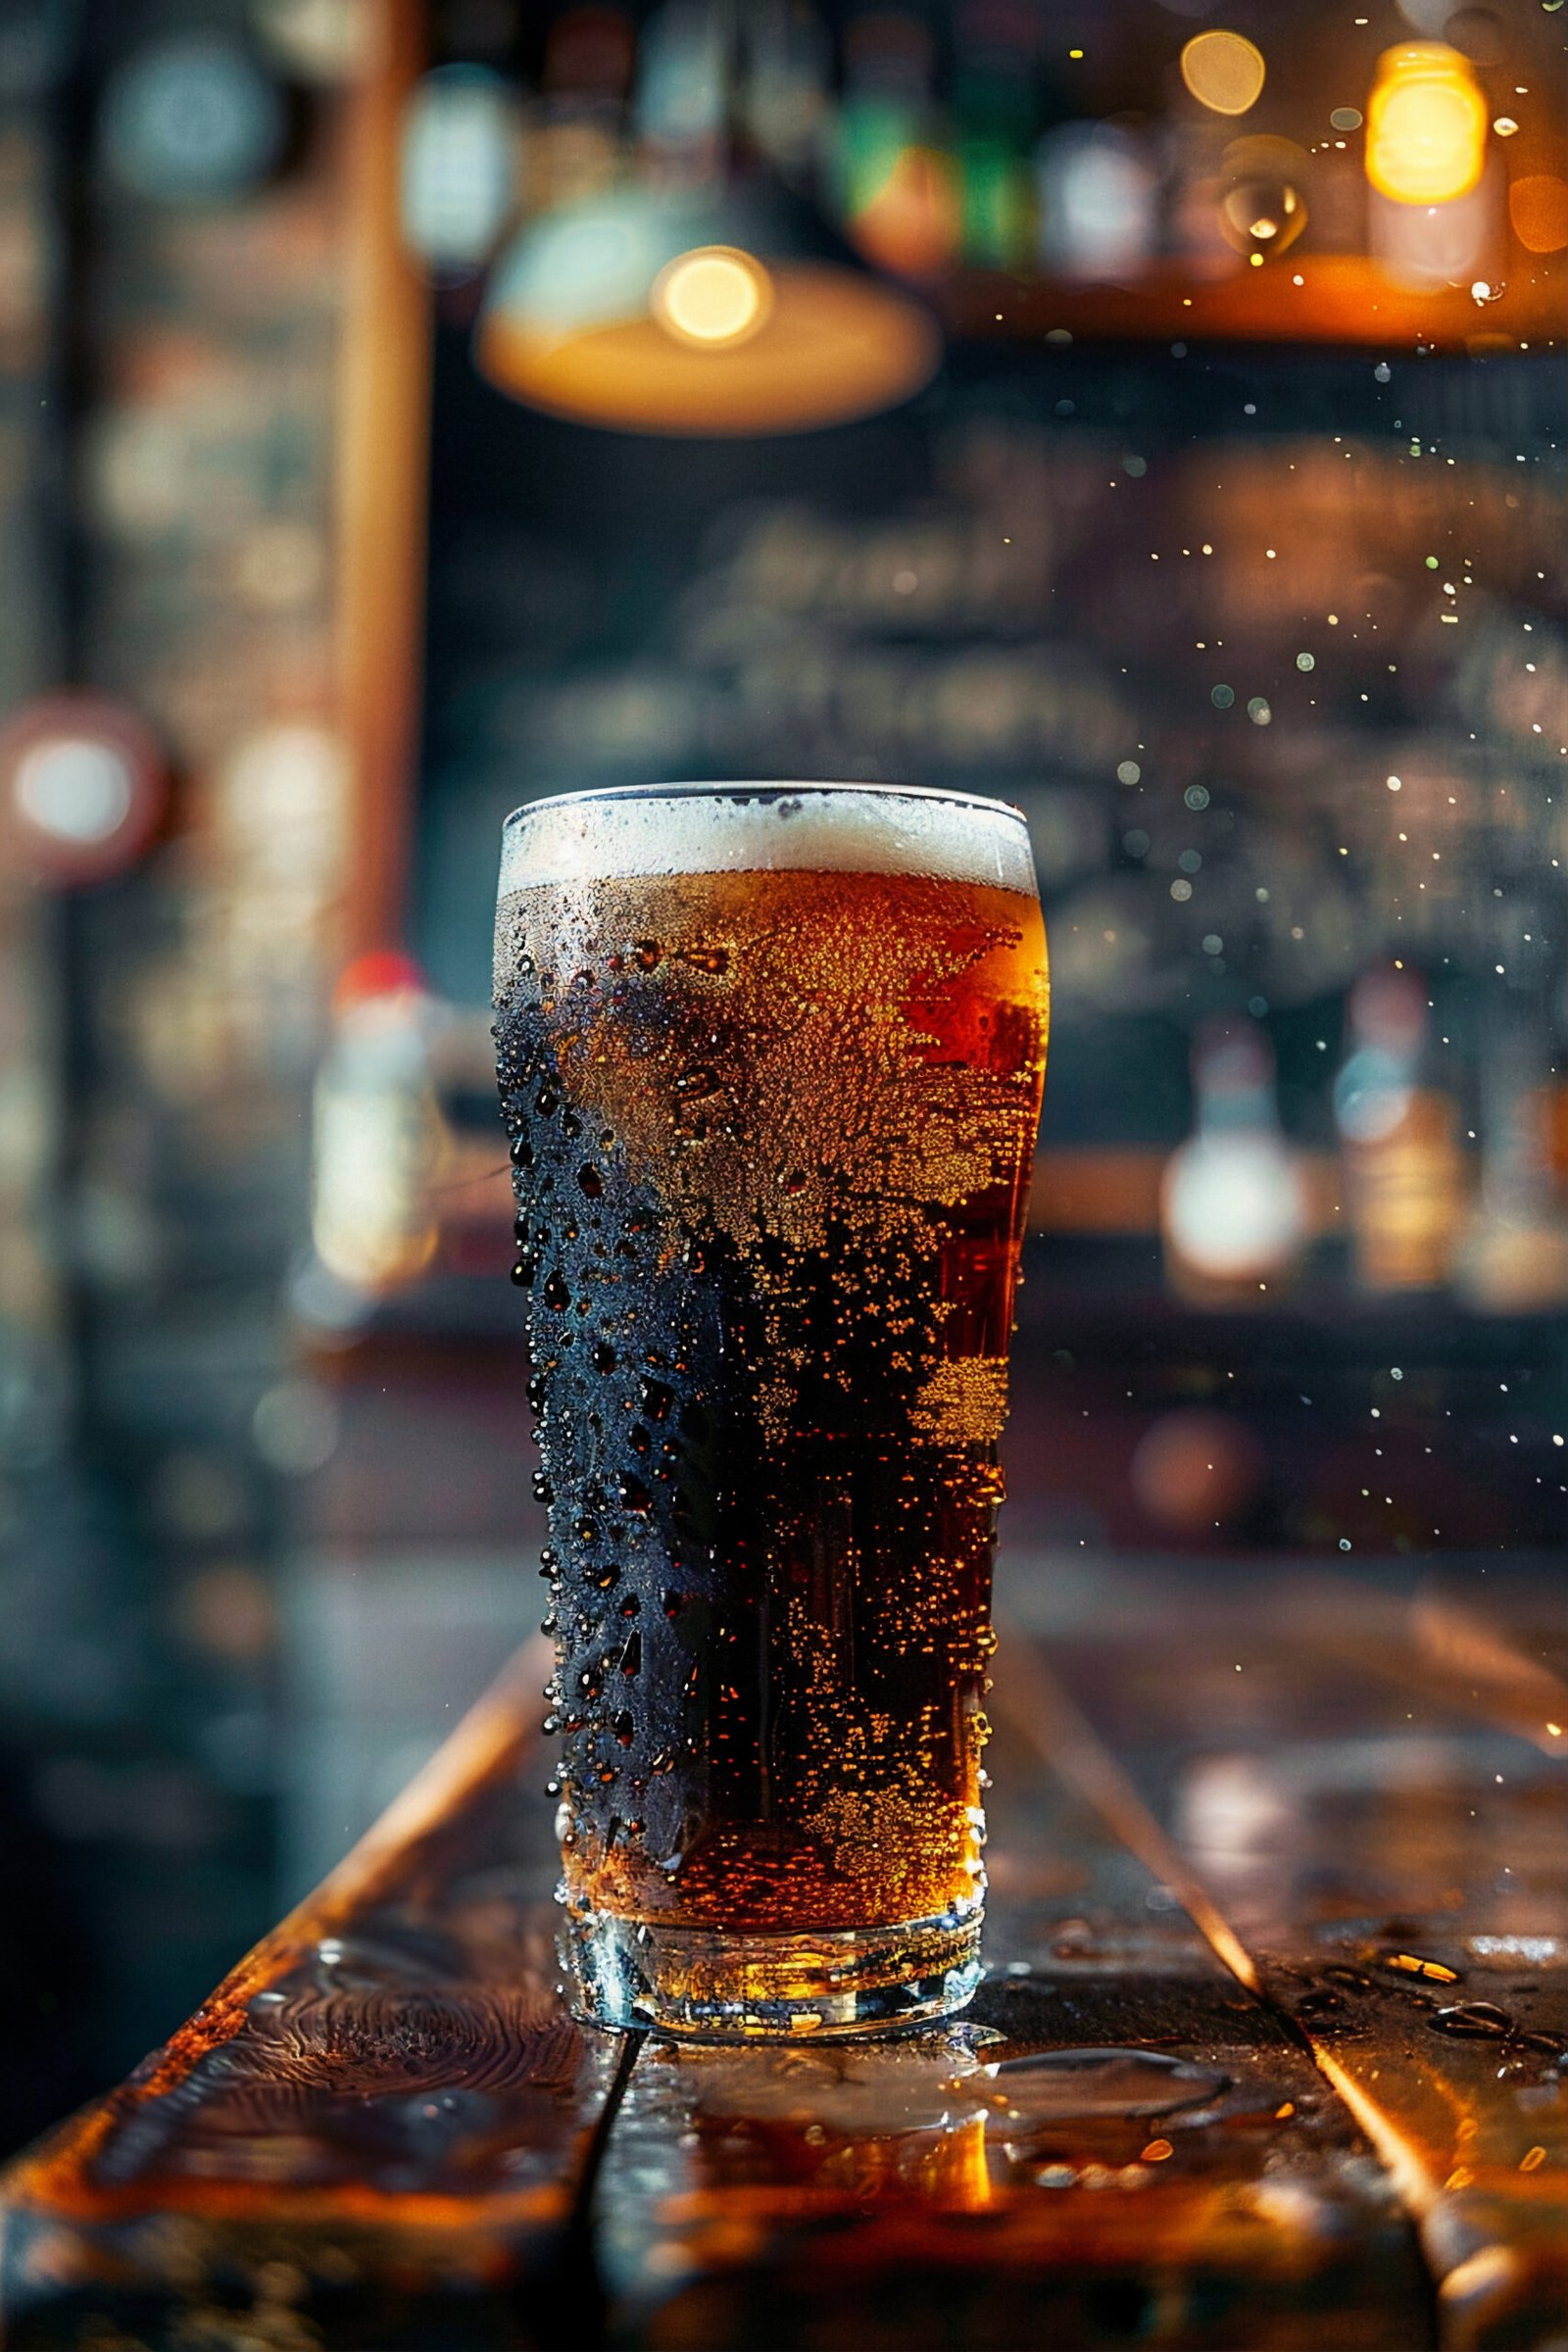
[474,173,941,436]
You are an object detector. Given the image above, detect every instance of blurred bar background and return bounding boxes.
[0,0,1565,2157]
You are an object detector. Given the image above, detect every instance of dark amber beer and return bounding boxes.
[495,783,1047,2035]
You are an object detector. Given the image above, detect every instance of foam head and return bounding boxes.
[499,781,1037,900]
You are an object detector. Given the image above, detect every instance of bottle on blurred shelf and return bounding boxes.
[400,65,521,280]
[739,0,833,186]
[527,5,634,215]
[311,957,450,1295]
[634,0,727,189]
[1160,1020,1309,1308]
[1453,1003,1568,1313]
[1034,122,1157,284]
[1335,964,1467,1295]
[1363,41,1499,291]
[950,1,1038,271]
[832,9,960,279]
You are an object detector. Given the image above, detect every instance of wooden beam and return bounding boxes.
[335,0,430,960]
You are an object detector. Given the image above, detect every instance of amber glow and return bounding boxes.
[1180,30,1266,118]
[1509,173,1568,254]
[651,245,772,348]
[1365,44,1487,206]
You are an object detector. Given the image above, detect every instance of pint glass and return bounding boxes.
[494,782,1048,2036]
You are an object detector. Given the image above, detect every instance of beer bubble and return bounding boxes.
[591,1343,617,1373]
[543,1271,570,1312]
[577,1164,604,1198]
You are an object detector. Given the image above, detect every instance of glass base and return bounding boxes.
[560,1894,984,2040]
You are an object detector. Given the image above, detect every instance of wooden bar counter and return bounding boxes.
[6,1563,1568,2348]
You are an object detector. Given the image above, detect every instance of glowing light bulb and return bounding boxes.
[1365,43,1487,206]
[650,245,772,348]
[1180,30,1266,118]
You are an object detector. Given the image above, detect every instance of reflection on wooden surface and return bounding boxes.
[7,1576,1568,2346]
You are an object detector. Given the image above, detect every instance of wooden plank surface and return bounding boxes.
[0,1634,632,2351]
[1004,1563,1568,2350]
[10,1572,1568,2348]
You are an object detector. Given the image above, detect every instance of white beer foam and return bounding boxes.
[500,782,1036,898]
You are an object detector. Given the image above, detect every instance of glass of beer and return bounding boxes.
[494,782,1048,2037]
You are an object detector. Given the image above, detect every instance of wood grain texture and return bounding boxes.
[0,1635,630,2350]
[1006,1566,1568,2349]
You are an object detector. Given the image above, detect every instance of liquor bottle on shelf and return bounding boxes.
[1453,1000,1568,1313]
[1035,121,1156,285]
[528,4,634,213]
[1335,964,1467,1296]
[739,0,833,186]
[310,958,450,1296]
[1364,40,1501,292]
[633,0,727,189]
[1160,1020,1309,1309]
[832,9,959,280]
[950,0,1038,271]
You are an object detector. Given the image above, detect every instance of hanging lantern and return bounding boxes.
[475,180,940,437]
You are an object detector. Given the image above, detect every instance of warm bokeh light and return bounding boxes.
[1180,30,1266,118]
[1365,43,1487,206]
[1509,172,1568,254]
[650,245,772,348]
